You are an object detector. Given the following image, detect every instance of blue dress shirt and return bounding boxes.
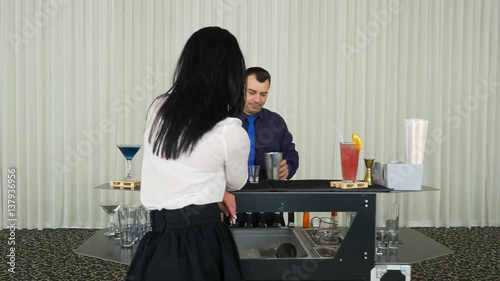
[238,108,299,180]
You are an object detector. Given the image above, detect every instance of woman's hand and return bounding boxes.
[218,191,237,224]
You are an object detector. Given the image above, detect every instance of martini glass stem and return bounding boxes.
[108,214,114,235]
[126,159,132,180]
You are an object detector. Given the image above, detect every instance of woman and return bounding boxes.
[126,27,249,281]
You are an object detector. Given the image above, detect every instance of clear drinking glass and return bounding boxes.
[118,205,139,248]
[310,217,339,246]
[138,205,152,239]
[385,202,400,249]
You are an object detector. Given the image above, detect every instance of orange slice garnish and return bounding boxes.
[352,133,363,150]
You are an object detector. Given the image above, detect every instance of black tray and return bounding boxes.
[235,179,392,193]
[238,181,274,192]
[269,179,391,192]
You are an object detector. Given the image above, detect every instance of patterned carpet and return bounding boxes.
[0,227,499,281]
[411,227,500,281]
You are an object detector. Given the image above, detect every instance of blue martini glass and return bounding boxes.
[117,144,142,180]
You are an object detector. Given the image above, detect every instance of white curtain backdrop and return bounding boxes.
[1,0,499,229]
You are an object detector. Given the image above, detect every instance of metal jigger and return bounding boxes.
[364,158,375,186]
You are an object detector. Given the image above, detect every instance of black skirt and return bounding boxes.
[126,203,243,281]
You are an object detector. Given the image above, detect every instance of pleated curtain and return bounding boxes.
[1,0,499,229]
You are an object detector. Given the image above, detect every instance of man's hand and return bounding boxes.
[278,159,289,180]
[218,191,237,224]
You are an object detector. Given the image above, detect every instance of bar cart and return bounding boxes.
[74,180,452,281]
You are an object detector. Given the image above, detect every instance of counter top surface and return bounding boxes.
[95,180,438,194]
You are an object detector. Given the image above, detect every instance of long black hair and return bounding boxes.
[148,27,246,159]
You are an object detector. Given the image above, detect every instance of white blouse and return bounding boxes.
[140,100,250,210]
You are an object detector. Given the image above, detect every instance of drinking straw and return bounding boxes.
[332,124,344,143]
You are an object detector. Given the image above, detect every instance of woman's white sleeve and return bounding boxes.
[224,126,250,191]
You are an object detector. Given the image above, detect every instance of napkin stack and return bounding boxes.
[405,119,428,164]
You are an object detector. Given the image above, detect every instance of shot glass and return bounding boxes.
[387,229,399,249]
[377,229,388,250]
[248,165,260,183]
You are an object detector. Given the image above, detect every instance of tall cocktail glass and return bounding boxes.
[340,142,360,182]
[385,202,400,249]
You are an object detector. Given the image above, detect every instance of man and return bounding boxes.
[238,67,299,227]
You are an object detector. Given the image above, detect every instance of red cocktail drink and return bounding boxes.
[340,142,360,182]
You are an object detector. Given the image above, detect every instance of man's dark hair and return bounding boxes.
[246,67,271,85]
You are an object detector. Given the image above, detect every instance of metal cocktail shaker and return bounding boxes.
[264,152,283,180]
